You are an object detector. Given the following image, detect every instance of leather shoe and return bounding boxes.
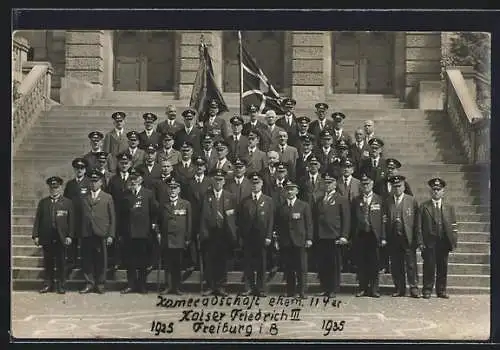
[296,293,306,299]
[422,293,431,299]
[328,292,337,298]
[56,285,66,294]
[39,285,53,294]
[138,287,148,295]
[202,289,214,296]
[356,290,368,297]
[79,285,93,294]
[254,292,266,297]
[121,287,134,294]
[239,290,253,296]
[392,291,405,297]
[410,289,420,298]
[371,292,381,298]
[214,289,228,297]
[437,293,450,299]
[96,286,105,294]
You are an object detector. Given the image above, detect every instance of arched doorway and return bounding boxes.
[332,31,394,94]
[223,31,285,93]
[113,30,176,91]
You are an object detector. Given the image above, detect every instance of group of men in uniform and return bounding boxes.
[31,98,459,299]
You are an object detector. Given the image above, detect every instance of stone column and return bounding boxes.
[61,30,105,105]
[290,31,325,107]
[178,31,222,101]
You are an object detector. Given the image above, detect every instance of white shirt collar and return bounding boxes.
[195,174,204,182]
[251,120,257,126]
[182,160,191,167]
[91,189,101,198]
[185,126,193,133]
[129,147,137,154]
[248,146,256,152]
[432,199,442,208]
[234,134,240,141]
[214,189,223,198]
[253,191,262,200]
[394,194,404,203]
[288,198,296,206]
[235,176,244,184]
[145,129,153,136]
[310,172,318,181]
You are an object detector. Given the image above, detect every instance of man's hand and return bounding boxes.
[64,237,72,246]
[380,239,387,247]
[339,237,348,245]
[33,237,39,247]
[265,238,271,246]
[305,240,312,248]
[106,237,113,246]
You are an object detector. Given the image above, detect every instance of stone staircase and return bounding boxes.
[12,92,490,294]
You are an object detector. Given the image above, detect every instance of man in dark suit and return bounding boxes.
[261,110,286,152]
[158,177,192,295]
[275,180,313,298]
[276,97,300,148]
[33,176,74,294]
[293,116,315,151]
[315,129,337,175]
[63,158,91,271]
[313,171,350,297]
[125,131,146,169]
[359,138,387,185]
[273,130,299,182]
[364,119,376,144]
[242,104,268,150]
[261,151,280,196]
[138,144,162,189]
[199,169,238,296]
[79,170,116,294]
[385,175,422,298]
[224,158,252,206]
[308,103,334,149]
[175,108,202,155]
[173,141,197,196]
[94,152,114,191]
[350,128,370,179]
[351,173,387,298]
[120,168,158,294]
[83,131,116,174]
[198,133,218,172]
[103,112,128,158]
[213,140,234,179]
[157,132,182,167]
[243,129,267,175]
[374,158,414,198]
[419,178,458,299]
[157,104,184,138]
[106,152,132,271]
[226,115,249,163]
[329,139,352,179]
[296,135,315,182]
[331,112,353,146]
[238,172,274,297]
[203,99,229,143]
[139,113,162,150]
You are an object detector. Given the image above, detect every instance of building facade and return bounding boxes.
[14,30,443,105]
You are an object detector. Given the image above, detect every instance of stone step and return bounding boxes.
[458,222,490,232]
[11,267,490,288]
[11,255,490,276]
[458,232,490,243]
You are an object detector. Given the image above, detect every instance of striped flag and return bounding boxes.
[190,39,228,122]
[240,37,284,114]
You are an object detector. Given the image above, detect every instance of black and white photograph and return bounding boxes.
[11,23,491,341]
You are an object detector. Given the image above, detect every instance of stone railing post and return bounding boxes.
[12,36,31,83]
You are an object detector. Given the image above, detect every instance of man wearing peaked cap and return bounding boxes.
[139,113,162,151]
[203,99,229,143]
[199,167,238,296]
[213,140,234,178]
[296,134,316,181]
[314,169,350,298]
[93,151,113,190]
[331,111,353,147]
[84,131,116,174]
[337,158,361,203]
[125,131,146,168]
[64,158,92,271]
[104,112,129,158]
[419,177,457,299]
[138,144,162,189]
[275,176,313,299]
[273,128,299,182]
[276,97,300,149]
[157,132,182,167]
[227,115,249,163]
[198,133,218,172]
[316,129,336,174]
[175,108,202,156]
[298,154,324,209]
[173,140,196,197]
[294,116,314,151]
[225,158,252,206]
[243,129,267,175]
[360,137,387,185]
[238,171,274,297]
[374,158,413,200]
[79,169,116,294]
[157,105,183,139]
[120,162,158,295]
[242,104,268,149]
[33,176,74,294]
[351,172,387,298]
[385,174,422,298]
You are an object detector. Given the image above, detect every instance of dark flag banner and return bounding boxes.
[189,39,228,123]
[240,36,285,115]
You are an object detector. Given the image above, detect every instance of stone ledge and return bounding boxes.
[180,58,200,71]
[66,31,104,45]
[292,85,324,105]
[406,47,441,60]
[405,60,441,74]
[406,73,441,87]
[292,33,324,46]
[292,72,323,85]
[292,46,323,59]
[65,70,103,84]
[66,44,103,57]
[66,57,104,71]
[292,59,323,73]
[406,33,441,48]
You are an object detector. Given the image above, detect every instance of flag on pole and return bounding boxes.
[190,37,228,123]
[240,39,284,114]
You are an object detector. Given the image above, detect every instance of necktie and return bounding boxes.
[249,149,254,157]
[373,159,377,168]
[205,151,210,159]
[253,194,257,201]
[184,163,188,169]
[288,201,293,208]
[281,146,285,153]
[344,177,349,187]
[217,161,221,169]
[320,121,324,130]
[122,173,126,181]
[311,176,315,186]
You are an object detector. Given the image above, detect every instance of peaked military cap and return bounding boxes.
[211,169,227,178]
[368,137,385,148]
[282,98,296,107]
[315,102,329,110]
[428,177,446,189]
[386,158,402,169]
[117,152,132,162]
[143,113,158,122]
[111,112,126,121]
[230,115,244,125]
[88,169,104,181]
[126,131,139,140]
[331,112,346,121]
[388,175,406,185]
[182,108,196,119]
[247,104,258,113]
[72,157,88,169]
[88,131,104,141]
[145,144,158,153]
[297,116,311,125]
[46,176,63,187]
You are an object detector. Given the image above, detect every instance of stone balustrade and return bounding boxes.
[12,36,30,83]
[12,62,53,154]
[445,69,490,165]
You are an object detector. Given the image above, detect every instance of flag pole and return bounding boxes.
[238,31,243,117]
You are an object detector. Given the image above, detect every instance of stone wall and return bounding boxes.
[404,32,442,106]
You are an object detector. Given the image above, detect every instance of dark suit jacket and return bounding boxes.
[199,190,238,246]
[125,148,146,169]
[273,144,299,181]
[138,130,162,150]
[296,151,314,181]
[315,147,336,174]
[173,162,197,196]
[238,193,274,246]
[81,190,116,238]
[226,134,249,163]
[261,167,278,196]
[337,176,361,203]
[350,141,371,177]
[32,196,74,245]
[298,174,326,207]
[242,120,267,137]
[198,148,218,172]
[375,179,413,199]
[138,163,162,189]
[224,177,253,206]
[260,125,286,152]
[103,129,129,157]
[203,116,229,142]
[293,132,315,152]
[313,192,350,240]
[95,168,114,192]
[107,174,130,216]
[213,158,234,179]
[156,148,182,166]
[157,119,184,137]
[122,187,157,239]
[184,176,212,233]
[276,198,313,248]
[351,193,386,243]
[242,148,267,175]
[333,128,353,146]
[308,119,334,147]
[359,157,387,185]
[156,119,184,137]
[418,200,458,250]
[152,176,174,204]
[159,198,192,248]
[174,127,202,155]
[385,194,421,248]
[83,151,115,174]
[64,177,91,237]
[276,114,300,147]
